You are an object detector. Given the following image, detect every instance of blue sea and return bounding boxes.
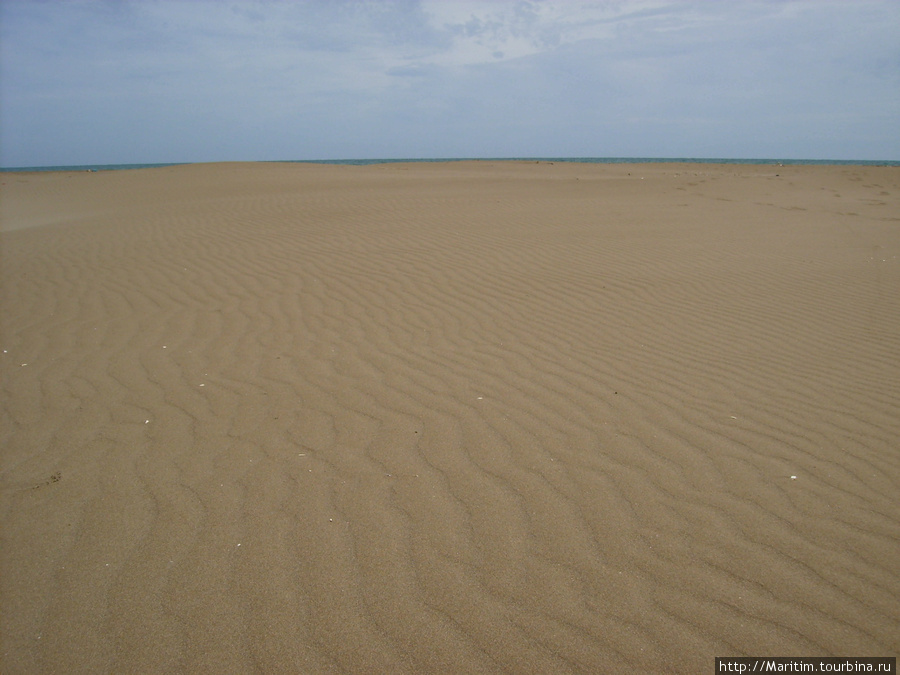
[2,157,898,172]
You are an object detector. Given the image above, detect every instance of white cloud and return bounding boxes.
[415,1,674,66]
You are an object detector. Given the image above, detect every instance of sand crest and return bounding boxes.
[2,161,899,673]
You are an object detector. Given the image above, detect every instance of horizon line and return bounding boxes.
[2,156,899,172]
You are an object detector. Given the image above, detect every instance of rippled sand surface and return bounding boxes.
[2,161,898,673]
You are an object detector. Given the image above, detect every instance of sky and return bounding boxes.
[1,0,898,167]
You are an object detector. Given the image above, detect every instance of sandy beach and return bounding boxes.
[1,161,898,673]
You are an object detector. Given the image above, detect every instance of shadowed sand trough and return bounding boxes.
[2,161,899,673]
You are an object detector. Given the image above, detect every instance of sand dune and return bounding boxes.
[2,161,898,673]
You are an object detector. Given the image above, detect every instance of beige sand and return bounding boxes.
[2,161,898,673]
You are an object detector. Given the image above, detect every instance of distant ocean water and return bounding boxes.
[2,157,898,172]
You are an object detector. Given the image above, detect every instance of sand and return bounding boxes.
[1,161,898,673]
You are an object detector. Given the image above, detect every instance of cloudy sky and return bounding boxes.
[1,0,898,166]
